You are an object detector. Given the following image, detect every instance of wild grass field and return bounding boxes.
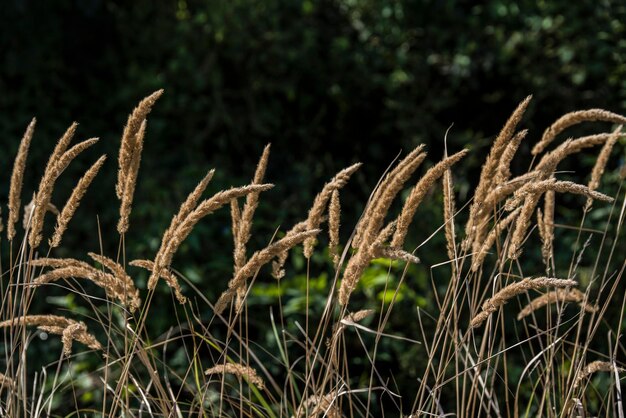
[0,91,624,417]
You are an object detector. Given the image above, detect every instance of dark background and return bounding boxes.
[1,0,624,413]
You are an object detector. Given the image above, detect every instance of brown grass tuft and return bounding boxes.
[304,162,362,258]
[0,315,102,355]
[469,277,577,328]
[215,229,320,314]
[31,256,141,312]
[29,137,99,248]
[516,288,596,320]
[392,149,468,248]
[130,259,186,304]
[574,360,625,389]
[116,89,163,198]
[150,183,273,301]
[471,207,522,272]
[353,145,426,249]
[205,363,265,389]
[532,109,626,156]
[584,125,621,210]
[50,155,107,248]
[464,96,532,249]
[8,117,36,240]
[328,189,341,267]
[117,120,146,234]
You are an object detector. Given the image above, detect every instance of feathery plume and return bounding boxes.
[233,144,271,303]
[116,89,163,198]
[469,277,577,328]
[159,168,216,265]
[205,363,264,389]
[532,109,626,156]
[584,126,621,210]
[29,137,99,248]
[0,315,101,355]
[8,117,36,240]
[353,145,426,248]
[494,129,528,186]
[155,184,274,285]
[540,191,555,264]
[443,166,457,267]
[328,190,341,267]
[270,221,307,279]
[507,192,542,260]
[504,179,613,212]
[273,163,360,277]
[392,149,468,248]
[471,207,522,272]
[31,256,141,312]
[304,162,362,257]
[371,245,420,264]
[129,259,186,304]
[574,360,624,389]
[150,183,273,301]
[50,155,106,248]
[517,288,596,320]
[215,229,320,314]
[117,120,146,233]
[465,96,532,248]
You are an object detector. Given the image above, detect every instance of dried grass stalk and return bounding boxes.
[116,89,163,198]
[465,96,532,249]
[507,192,542,260]
[328,190,341,267]
[29,137,99,248]
[205,363,264,389]
[469,277,577,328]
[271,220,307,279]
[392,149,468,248]
[8,117,36,240]
[532,109,626,156]
[160,169,216,260]
[574,360,625,389]
[442,166,456,266]
[215,229,320,314]
[494,129,528,186]
[233,144,271,304]
[50,155,106,248]
[584,126,621,210]
[273,163,360,278]
[304,162,362,258]
[537,133,626,178]
[343,309,375,324]
[504,179,613,212]
[0,315,101,355]
[117,120,146,233]
[517,288,597,320]
[129,259,186,304]
[371,245,420,264]
[31,256,141,312]
[471,207,522,272]
[540,190,555,264]
[353,145,426,249]
[154,184,274,294]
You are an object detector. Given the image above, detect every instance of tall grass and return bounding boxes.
[0,92,624,417]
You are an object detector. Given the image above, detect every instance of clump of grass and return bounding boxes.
[1,92,624,418]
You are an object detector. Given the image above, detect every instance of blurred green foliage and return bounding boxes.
[1,0,625,414]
